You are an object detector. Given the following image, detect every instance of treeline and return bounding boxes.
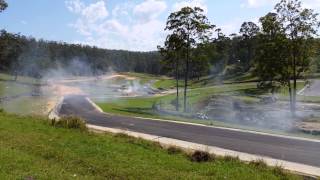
[0,30,162,77]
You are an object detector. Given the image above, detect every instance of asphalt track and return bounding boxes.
[59,95,320,167]
[301,80,320,96]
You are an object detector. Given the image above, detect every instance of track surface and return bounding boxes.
[59,95,320,167]
[302,80,320,96]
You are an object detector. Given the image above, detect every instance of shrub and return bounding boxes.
[249,159,268,169]
[223,155,240,162]
[51,116,87,131]
[189,150,212,162]
[167,146,182,155]
[272,165,286,177]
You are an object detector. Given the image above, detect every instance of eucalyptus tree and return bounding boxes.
[275,0,319,115]
[158,33,185,111]
[164,6,215,112]
[239,22,260,70]
[255,13,288,89]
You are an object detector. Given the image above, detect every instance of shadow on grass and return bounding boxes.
[235,88,268,97]
[113,107,154,116]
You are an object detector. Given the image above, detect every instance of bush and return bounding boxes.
[189,150,212,162]
[223,155,240,162]
[249,159,268,169]
[167,146,182,155]
[272,165,286,177]
[51,116,87,131]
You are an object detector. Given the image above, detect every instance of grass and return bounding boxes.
[95,82,259,119]
[0,112,302,179]
[0,81,34,97]
[0,73,39,84]
[0,96,52,115]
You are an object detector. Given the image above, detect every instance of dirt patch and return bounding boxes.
[298,122,320,135]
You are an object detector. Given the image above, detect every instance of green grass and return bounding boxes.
[0,73,38,84]
[0,80,47,115]
[153,79,176,89]
[95,82,258,116]
[0,81,33,97]
[0,96,52,115]
[0,112,302,179]
[94,82,266,130]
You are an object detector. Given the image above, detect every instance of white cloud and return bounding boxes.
[241,0,275,8]
[241,0,320,10]
[66,0,167,51]
[69,19,92,36]
[66,0,84,13]
[20,20,27,25]
[219,17,260,36]
[302,0,320,10]
[81,1,108,22]
[133,0,167,23]
[98,19,129,36]
[173,0,208,14]
[112,3,131,18]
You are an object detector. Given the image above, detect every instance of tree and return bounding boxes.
[158,34,185,111]
[254,13,289,90]
[0,0,7,12]
[164,6,215,112]
[214,29,231,72]
[190,43,210,80]
[275,0,319,115]
[239,22,260,71]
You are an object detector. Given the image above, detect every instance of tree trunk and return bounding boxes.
[14,71,18,81]
[175,60,179,111]
[292,54,297,117]
[184,59,189,112]
[184,44,190,113]
[288,80,294,115]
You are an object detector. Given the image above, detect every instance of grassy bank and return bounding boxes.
[0,112,301,179]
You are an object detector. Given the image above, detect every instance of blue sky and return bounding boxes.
[0,0,319,51]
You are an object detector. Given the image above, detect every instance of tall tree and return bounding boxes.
[165,7,215,112]
[158,34,185,111]
[275,0,319,115]
[214,29,231,73]
[254,13,289,88]
[239,22,260,71]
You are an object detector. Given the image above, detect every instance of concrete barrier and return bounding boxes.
[48,97,64,120]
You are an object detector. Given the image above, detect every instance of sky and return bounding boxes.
[0,0,320,51]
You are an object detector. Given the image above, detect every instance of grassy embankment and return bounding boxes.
[0,112,302,179]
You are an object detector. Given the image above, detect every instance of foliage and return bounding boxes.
[189,150,212,162]
[254,12,288,84]
[50,116,87,131]
[254,0,320,115]
[163,6,214,112]
[239,21,260,70]
[0,0,7,12]
[0,30,162,77]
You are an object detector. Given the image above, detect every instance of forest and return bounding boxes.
[0,30,162,77]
